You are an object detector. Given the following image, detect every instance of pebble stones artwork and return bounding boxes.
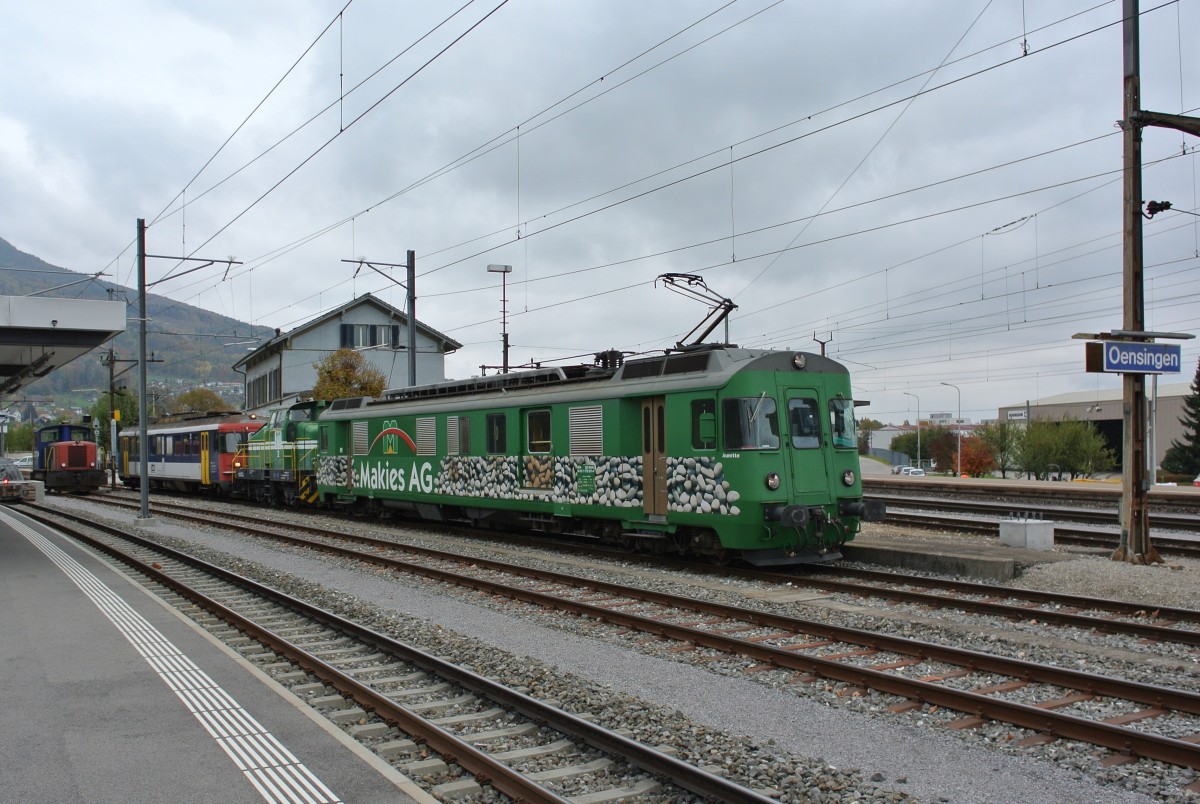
[319,453,741,515]
[666,457,740,515]
[316,455,351,487]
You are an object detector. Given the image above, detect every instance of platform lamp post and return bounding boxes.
[487,264,513,373]
[941,381,962,477]
[903,391,920,470]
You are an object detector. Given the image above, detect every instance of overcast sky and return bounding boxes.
[2,0,1198,423]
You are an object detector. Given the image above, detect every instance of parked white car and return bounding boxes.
[10,455,32,468]
[908,468,926,477]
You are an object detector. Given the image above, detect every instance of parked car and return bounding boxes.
[898,466,914,475]
[11,455,32,468]
[908,468,926,477]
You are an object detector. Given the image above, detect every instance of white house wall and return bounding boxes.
[241,303,451,413]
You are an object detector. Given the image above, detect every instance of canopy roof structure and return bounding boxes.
[0,296,126,395]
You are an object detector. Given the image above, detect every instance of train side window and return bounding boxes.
[526,410,551,454]
[828,397,858,449]
[722,396,780,450]
[486,413,506,454]
[788,398,821,449]
[691,400,716,450]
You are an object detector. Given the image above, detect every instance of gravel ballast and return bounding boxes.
[45,496,1197,802]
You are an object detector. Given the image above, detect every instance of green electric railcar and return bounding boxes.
[307,346,882,565]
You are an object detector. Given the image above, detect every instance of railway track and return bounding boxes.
[863,477,1200,514]
[880,509,1200,560]
[870,493,1200,533]
[91,493,1200,646]
[57,497,1200,781]
[25,504,775,803]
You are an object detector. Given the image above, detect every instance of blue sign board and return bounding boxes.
[1101,341,1182,374]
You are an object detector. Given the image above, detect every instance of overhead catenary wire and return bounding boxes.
[81,1,1196,400]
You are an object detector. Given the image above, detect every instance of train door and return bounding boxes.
[200,431,212,485]
[780,387,831,496]
[640,396,667,517]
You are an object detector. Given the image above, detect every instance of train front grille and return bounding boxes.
[67,444,89,469]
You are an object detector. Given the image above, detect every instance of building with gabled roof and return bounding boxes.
[232,294,461,414]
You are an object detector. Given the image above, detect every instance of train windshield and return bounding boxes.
[722,395,780,450]
[223,433,246,453]
[828,398,858,449]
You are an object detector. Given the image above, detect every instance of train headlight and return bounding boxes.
[791,353,806,370]
[765,472,781,490]
[842,469,856,486]
[233,460,241,468]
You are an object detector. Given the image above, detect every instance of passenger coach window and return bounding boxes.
[526,410,551,453]
[691,400,716,450]
[486,413,506,454]
[829,398,858,449]
[788,398,821,449]
[722,396,780,450]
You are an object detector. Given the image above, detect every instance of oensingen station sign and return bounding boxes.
[1085,340,1182,374]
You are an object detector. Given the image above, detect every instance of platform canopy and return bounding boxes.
[0,296,126,395]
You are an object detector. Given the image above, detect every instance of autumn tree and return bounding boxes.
[167,388,232,415]
[976,420,1022,478]
[957,435,996,477]
[923,425,957,473]
[312,348,387,400]
[890,424,951,469]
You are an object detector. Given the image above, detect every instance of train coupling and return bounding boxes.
[763,504,812,527]
[838,498,886,521]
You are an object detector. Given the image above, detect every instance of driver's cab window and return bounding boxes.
[829,397,858,449]
[722,396,780,450]
[788,398,821,449]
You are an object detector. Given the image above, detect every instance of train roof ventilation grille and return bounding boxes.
[663,352,710,375]
[328,397,367,412]
[381,367,569,402]
[620,358,665,379]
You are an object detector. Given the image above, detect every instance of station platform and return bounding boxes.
[843,529,1094,582]
[0,505,432,804]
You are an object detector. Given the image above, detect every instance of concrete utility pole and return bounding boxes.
[137,219,240,518]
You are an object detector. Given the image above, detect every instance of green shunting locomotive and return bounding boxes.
[235,344,884,565]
